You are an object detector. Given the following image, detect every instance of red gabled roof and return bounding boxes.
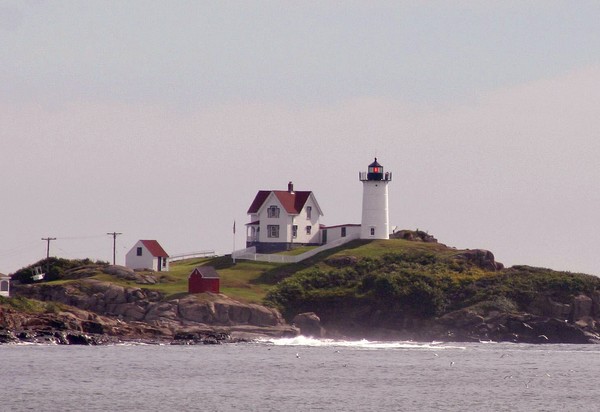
[247,190,312,215]
[140,240,169,257]
[273,190,312,214]
[247,191,271,214]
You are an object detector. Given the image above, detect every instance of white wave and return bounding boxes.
[256,335,466,350]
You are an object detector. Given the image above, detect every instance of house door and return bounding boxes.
[322,229,327,244]
[157,257,162,271]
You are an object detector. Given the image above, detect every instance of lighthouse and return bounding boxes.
[359,158,392,239]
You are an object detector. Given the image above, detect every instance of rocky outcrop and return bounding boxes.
[430,308,598,344]
[453,249,504,271]
[305,291,600,344]
[0,300,297,346]
[391,230,438,243]
[0,305,167,345]
[16,280,285,327]
[10,279,295,343]
[102,265,160,284]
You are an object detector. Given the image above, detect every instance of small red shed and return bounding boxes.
[188,266,220,294]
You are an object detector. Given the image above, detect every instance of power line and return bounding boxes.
[106,232,122,265]
[58,234,107,240]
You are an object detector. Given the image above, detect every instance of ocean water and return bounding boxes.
[1,338,599,411]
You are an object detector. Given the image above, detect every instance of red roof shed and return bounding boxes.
[188,266,220,294]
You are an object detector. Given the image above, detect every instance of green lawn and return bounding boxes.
[276,245,319,256]
[116,257,284,303]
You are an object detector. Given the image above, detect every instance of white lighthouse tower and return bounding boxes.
[359,158,392,239]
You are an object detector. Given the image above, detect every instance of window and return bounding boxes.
[306,225,312,235]
[136,247,143,256]
[341,227,346,237]
[292,225,298,238]
[0,281,8,292]
[306,206,312,219]
[162,258,167,268]
[268,225,280,238]
[370,227,375,236]
[267,206,280,218]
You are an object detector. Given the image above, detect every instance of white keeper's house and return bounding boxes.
[246,182,324,253]
[125,240,170,272]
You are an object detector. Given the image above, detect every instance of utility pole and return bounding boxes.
[106,232,122,265]
[41,237,56,274]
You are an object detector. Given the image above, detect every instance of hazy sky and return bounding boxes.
[2,1,600,275]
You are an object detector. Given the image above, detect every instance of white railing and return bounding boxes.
[170,250,216,262]
[233,233,360,264]
[232,246,256,259]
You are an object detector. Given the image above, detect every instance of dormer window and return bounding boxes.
[267,206,280,218]
[306,206,312,219]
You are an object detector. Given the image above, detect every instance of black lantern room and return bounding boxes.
[366,158,384,181]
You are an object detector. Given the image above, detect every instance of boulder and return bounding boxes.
[178,298,213,323]
[103,265,158,284]
[438,309,485,329]
[119,304,147,321]
[528,294,571,319]
[247,304,283,327]
[591,291,600,317]
[571,295,593,322]
[0,329,18,344]
[390,230,438,243]
[103,284,128,305]
[228,304,253,324]
[293,312,325,338]
[534,318,591,344]
[144,302,179,322]
[454,249,503,271]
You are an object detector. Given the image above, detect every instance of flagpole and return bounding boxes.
[232,220,236,264]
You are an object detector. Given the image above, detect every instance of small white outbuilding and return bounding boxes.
[125,240,170,272]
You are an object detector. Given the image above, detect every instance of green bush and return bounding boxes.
[264,248,600,321]
[11,258,109,284]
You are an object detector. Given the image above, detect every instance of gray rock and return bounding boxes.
[528,294,571,319]
[453,249,503,271]
[293,312,325,338]
[144,302,178,322]
[571,294,593,322]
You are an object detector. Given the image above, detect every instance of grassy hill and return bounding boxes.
[10,255,284,304]
[11,237,600,323]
